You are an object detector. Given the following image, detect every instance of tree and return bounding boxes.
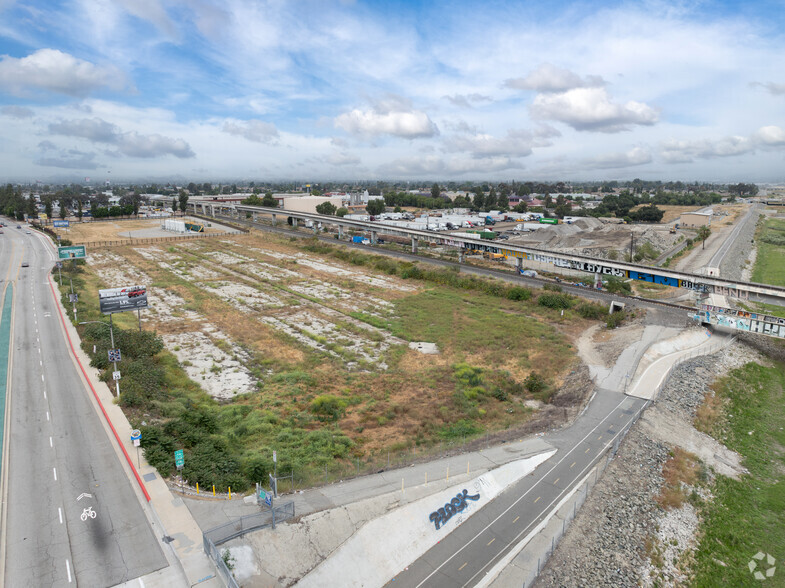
[631,204,664,223]
[77,199,83,221]
[261,192,277,207]
[697,225,711,249]
[366,198,385,215]
[513,201,528,213]
[336,207,349,217]
[171,198,177,214]
[473,189,485,211]
[311,188,323,196]
[44,197,53,219]
[27,195,37,218]
[178,190,189,214]
[241,194,263,205]
[431,183,441,199]
[59,198,67,220]
[316,201,337,215]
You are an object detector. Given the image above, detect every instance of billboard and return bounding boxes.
[53,220,70,228]
[58,245,86,259]
[99,285,148,314]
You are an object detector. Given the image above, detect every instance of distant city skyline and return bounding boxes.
[1,1,784,182]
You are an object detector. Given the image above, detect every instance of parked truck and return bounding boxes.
[484,215,496,225]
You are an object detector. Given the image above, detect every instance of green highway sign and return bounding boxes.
[58,245,86,260]
[174,449,184,469]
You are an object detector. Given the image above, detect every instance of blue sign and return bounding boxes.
[53,220,70,228]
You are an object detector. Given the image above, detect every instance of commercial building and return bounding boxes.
[680,211,712,227]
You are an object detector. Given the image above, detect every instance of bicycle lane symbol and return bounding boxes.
[80,506,97,521]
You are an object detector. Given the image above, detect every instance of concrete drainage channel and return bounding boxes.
[203,501,295,587]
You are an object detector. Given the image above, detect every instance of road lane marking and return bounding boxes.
[513,516,520,523]
[534,496,541,503]
[459,562,467,571]
[570,461,576,468]
[50,436,53,447]
[39,359,42,366]
[487,538,495,546]
[597,435,602,440]
[553,478,559,485]
[585,447,590,453]
[414,396,635,588]
[66,559,72,583]
[53,467,57,481]
[59,507,63,524]
[46,411,50,421]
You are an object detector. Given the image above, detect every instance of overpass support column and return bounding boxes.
[292,217,298,228]
[458,250,465,263]
[210,204,215,217]
[516,256,523,273]
[313,224,319,235]
[371,230,377,244]
[412,237,418,253]
[271,213,277,226]
[338,225,344,239]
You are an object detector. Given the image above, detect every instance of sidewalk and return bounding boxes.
[49,273,221,588]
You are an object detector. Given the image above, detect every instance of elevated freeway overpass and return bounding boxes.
[190,202,785,309]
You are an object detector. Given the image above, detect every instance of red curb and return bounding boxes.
[48,274,151,502]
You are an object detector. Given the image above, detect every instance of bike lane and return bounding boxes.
[0,284,12,478]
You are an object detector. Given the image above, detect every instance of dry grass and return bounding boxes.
[694,386,724,435]
[656,447,702,509]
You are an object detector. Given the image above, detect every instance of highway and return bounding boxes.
[0,221,166,586]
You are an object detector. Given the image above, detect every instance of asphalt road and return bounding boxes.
[0,222,166,586]
[387,390,647,587]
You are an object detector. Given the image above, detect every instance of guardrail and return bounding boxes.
[203,501,295,588]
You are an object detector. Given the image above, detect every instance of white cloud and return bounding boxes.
[443,93,493,108]
[0,49,126,98]
[48,117,194,158]
[2,105,34,118]
[583,146,652,169]
[116,0,177,39]
[661,135,753,163]
[377,155,523,177]
[505,63,604,93]
[325,151,361,166]
[750,81,785,96]
[531,87,659,133]
[35,147,100,169]
[754,125,785,147]
[443,127,558,158]
[222,119,279,143]
[335,98,439,139]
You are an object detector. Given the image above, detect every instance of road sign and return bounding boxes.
[112,370,121,381]
[273,450,277,463]
[174,449,184,469]
[108,348,122,362]
[69,293,78,303]
[57,245,86,260]
[53,220,70,228]
[55,262,62,269]
[131,429,141,447]
[265,494,272,507]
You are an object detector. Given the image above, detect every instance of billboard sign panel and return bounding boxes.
[58,245,86,259]
[53,220,70,228]
[99,285,148,314]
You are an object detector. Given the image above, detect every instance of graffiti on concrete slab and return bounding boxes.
[428,489,481,530]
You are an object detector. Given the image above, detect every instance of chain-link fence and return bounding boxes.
[203,501,295,588]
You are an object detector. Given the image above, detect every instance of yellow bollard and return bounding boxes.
[213,485,216,497]
[228,487,231,500]
[196,482,200,494]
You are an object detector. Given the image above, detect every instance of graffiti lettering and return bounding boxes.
[711,285,750,300]
[700,304,785,326]
[428,489,481,530]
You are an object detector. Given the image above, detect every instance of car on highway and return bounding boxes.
[21,262,29,267]
[16,225,21,229]
[25,230,31,234]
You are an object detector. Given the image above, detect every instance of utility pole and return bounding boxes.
[109,314,120,398]
[629,232,634,262]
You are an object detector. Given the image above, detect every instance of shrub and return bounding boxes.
[438,419,482,440]
[524,371,547,394]
[506,286,532,301]
[310,395,348,422]
[606,311,627,329]
[604,276,632,295]
[537,292,573,309]
[543,283,562,292]
[576,302,607,320]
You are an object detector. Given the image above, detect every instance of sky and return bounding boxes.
[1,0,784,184]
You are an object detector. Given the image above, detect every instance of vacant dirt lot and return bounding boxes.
[57,216,227,242]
